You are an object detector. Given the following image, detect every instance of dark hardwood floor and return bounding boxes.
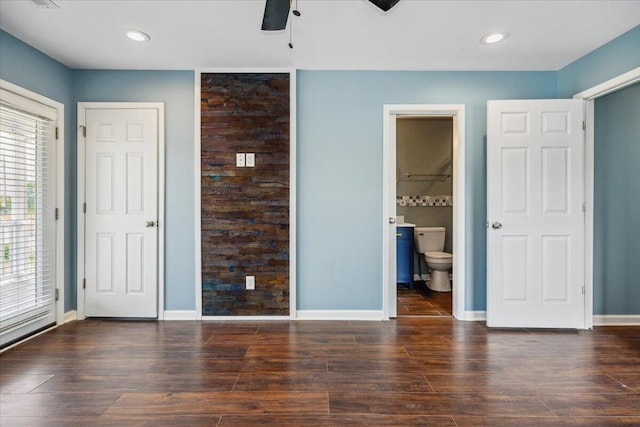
[397,282,452,316]
[1,318,640,426]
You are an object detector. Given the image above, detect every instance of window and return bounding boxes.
[0,85,60,347]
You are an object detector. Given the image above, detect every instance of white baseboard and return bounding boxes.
[64,310,77,323]
[594,315,640,326]
[201,315,290,321]
[460,310,486,321]
[295,310,384,321]
[163,310,197,320]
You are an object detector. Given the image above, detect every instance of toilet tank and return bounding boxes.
[414,227,445,253]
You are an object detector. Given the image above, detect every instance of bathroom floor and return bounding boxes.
[396,281,452,316]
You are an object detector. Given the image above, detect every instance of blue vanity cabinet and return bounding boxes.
[396,226,414,288]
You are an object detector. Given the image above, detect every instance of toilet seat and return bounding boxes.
[425,251,453,264]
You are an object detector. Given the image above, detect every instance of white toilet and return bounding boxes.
[414,227,453,292]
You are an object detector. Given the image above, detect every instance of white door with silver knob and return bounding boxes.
[487,99,585,328]
[84,107,159,318]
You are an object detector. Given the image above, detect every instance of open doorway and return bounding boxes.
[382,104,465,320]
[396,117,453,316]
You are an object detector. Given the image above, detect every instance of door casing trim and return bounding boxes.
[0,79,65,330]
[574,66,640,329]
[76,102,165,320]
[382,104,466,320]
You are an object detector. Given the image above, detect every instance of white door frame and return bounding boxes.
[76,102,165,320]
[194,69,297,320]
[383,104,466,320]
[574,66,640,329]
[0,79,65,329]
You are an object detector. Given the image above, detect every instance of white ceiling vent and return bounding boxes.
[31,0,59,9]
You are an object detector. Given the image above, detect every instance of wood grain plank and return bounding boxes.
[329,392,555,416]
[0,392,120,417]
[218,414,456,426]
[105,391,329,415]
[0,415,222,427]
[0,374,53,394]
[453,416,640,426]
[539,394,640,416]
[30,373,239,393]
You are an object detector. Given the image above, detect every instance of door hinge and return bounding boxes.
[55,207,59,220]
[582,203,586,213]
[582,285,585,295]
[82,278,86,289]
[83,202,86,213]
[80,125,86,138]
[582,121,586,130]
[55,127,59,140]
[55,288,59,301]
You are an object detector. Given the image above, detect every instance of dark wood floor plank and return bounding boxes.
[219,414,456,426]
[453,416,640,426]
[0,374,53,394]
[83,343,250,359]
[104,391,329,415]
[539,393,640,416]
[233,372,329,392]
[30,373,239,393]
[608,373,640,392]
[329,391,554,416]
[1,319,639,425]
[0,415,222,427]
[425,373,633,394]
[207,332,357,345]
[232,371,433,393]
[328,356,506,375]
[0,392,121,417]
[245,343,408,358]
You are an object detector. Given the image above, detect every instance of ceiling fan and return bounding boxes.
[261,0,401,31]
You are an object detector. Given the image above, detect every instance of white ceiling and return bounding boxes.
[1,0,639,71]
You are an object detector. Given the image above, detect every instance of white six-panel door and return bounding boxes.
[487,99,585,328]
[84,108,159,318]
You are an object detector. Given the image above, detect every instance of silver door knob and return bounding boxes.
[389,217,396,224]
[145,221,156,228]
[491,221,502,230]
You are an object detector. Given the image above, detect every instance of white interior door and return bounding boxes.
[487,99,585,328]
[85,108,158,318]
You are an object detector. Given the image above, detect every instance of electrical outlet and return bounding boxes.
[236,153,246,167]
[246,153,255,167]
[246,276,255,290]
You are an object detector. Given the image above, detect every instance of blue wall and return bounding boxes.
[74,71,195,310]
[3,23,639,315]
[558,25,640,97]
[0,30,76,311]
[593,83,640,314]
[296,71,557,311]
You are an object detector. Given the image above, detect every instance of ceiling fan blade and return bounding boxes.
[262,0,291,31]
[368,0,400,12]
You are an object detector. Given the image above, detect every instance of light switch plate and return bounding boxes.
[236,153,246,167]
[246,276,255,290]
[246,153,255,167]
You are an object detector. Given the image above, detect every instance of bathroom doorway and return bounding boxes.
[382,104,465,320]
[395,117,453,316]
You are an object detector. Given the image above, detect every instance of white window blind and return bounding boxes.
[0,92,57,345]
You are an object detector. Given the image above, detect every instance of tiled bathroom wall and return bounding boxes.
[396,117,453,258]
[397,195,453,207]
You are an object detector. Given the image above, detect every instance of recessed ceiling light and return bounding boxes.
[126,29,150,42]
[480,32,509,45]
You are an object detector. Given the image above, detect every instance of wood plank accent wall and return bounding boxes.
[200,73,290,316]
